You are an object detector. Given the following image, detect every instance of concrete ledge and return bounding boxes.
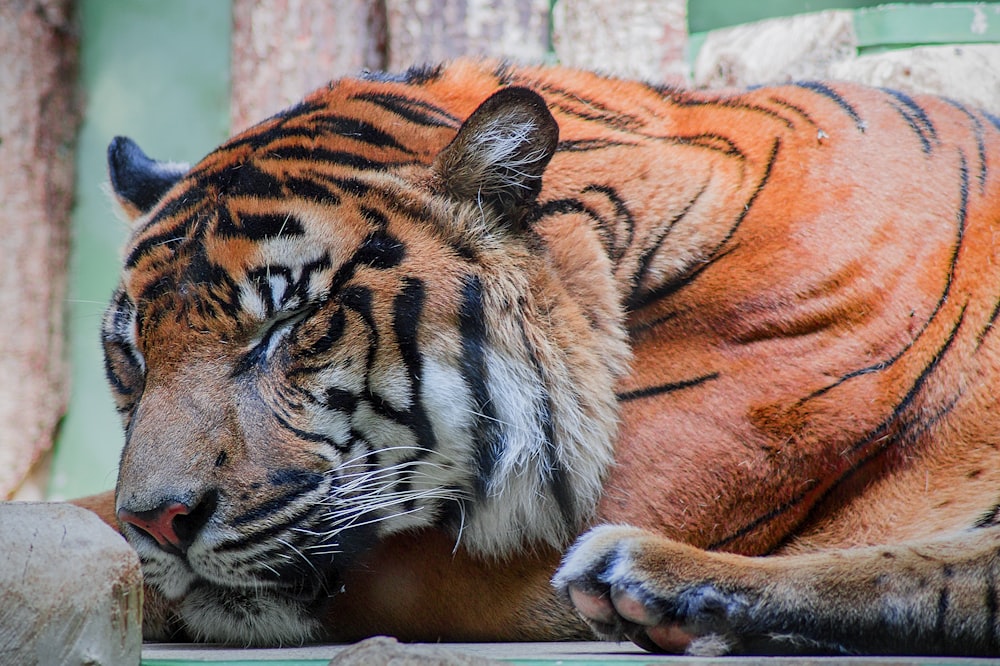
[693,10,1000,112]
[0,502,142,666]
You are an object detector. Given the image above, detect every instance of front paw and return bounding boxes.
[552,525,748,656]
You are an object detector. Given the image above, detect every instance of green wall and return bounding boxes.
[51,0,231,499]
[688,0,970,33]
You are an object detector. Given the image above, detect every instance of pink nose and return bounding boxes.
[118,501,192,551]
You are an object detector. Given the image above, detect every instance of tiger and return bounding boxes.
[76,58,1000,655]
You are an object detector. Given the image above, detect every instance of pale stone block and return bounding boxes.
[830,44,1000,113]
[0,503,142,666]
[692,10,856,88]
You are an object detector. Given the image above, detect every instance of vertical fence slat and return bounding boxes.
[384,0,550,71]
[552,0,688,85]
[231,0,387,132]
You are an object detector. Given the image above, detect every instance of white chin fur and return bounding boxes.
[178,586,321,646]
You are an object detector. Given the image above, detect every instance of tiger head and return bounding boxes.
[103,81,627,644]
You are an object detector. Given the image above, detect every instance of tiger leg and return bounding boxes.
[326,528,588,642]
[553,524,1000,656]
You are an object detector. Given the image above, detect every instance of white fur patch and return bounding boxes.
[179,585,320,646]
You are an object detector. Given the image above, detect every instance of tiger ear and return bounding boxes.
[433,86,558,224]
[107,136,189,220]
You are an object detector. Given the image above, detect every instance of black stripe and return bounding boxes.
[351,91,459,128]
[626,180,710,311]
[767,96,820,130]
[391,278,437,454]
[556,138,636,152]
[266,145,408,170]
[845,304,967,456]
[319,175,371,198]
[284,176,343,205]
[794,81,866,132]
[310,113,414,152]
[244,254,332,319]
[359,205,389,228]
[355,230,405,269]
[616,372,719,402]
[669,93,798,131]
[626,308,682,337]
[203,161,284,199]
[324,386,356,413]
[341,285,373,320]
[302,307,346,358]
[632,138,778,311]
[527,197,589,223]
[276,413,348,452]
[944,99,988,191]
[516,310,574,528]
[216,212,305,241]
[986,111,1000,133]
[458,274,504,499]
[538,82,646,132]
[102,343,138,397]
[215,503,323,553]
[582,184,635,265]
[230,470,324,527]
[882,88,937,154]
[218,125,321,155]
[665,133,747,160]
[340,286,390,453]
[935,585,950,644]
[709,478,820,550]
[124,214,197,268]
[978,298,1000,350]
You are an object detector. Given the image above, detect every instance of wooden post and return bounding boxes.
[230,0,387,133]
[552,0,689,85]
[0,0,79,499]
[384,0,550,70]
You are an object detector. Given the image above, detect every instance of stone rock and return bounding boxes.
[692,10,856,88]
[0,502,142,666]
[691,10,1000,113]
[830,44,1000,113]
[328,636,502,666]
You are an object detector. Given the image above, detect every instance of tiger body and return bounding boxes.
[91,59,1000,653]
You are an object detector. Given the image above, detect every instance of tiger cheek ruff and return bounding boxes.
[97,60,1000,654]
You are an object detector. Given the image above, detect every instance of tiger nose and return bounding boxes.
[118,492,217,555]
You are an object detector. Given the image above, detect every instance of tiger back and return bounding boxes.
[94,59,1000,653]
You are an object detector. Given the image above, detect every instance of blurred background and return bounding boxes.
[2,0,998,501]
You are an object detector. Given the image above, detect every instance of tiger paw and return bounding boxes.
[552,525,750,656]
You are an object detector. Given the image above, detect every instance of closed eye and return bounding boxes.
[233,308,313,376]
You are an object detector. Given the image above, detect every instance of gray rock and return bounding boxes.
[0,502,141,666]
[328,636,503,666]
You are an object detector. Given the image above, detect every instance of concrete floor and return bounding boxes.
[141,640,990,665]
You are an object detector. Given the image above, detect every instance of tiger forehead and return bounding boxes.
[119,174,472,348]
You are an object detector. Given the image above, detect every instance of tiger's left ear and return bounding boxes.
[433,86,558,225]
[107,136,190,221]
